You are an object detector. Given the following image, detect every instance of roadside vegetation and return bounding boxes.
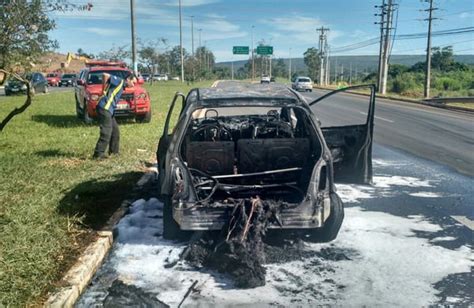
[361,46,474,98]
[0,80,210,306]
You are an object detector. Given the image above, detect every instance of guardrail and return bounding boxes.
[423,97,474,104]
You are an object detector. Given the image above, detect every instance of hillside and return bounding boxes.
[36,53,87,73]
[216,54,474,74]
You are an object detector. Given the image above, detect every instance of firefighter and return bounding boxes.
[93,73,136,159]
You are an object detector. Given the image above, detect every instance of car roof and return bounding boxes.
[88,66,130,72]
[196,83,303,105]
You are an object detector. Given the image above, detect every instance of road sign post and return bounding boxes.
[257,46,273,55]
[233,46,249,55]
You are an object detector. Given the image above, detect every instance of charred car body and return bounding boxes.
[157,83,375,241]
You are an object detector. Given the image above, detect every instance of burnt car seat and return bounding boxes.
[237,138,310,173]
[185,141,235,175]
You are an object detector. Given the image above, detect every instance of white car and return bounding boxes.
[292,77,313,92]
[153,74,169,81]
[260,75,271,84]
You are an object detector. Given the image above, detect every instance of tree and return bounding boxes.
[0,0,92,71]
[76,48,94,59]
[303,47,320,81]
[431,46,454,71]
[138,38,167,76]
[97,45,130,62]
[0,1,92,132]
[272,58,287,78]
[388,64,409,78]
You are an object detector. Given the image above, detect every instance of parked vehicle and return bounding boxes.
[153,74,169,81]
[46,72,61,86]
[292,76,313,92]
[74,61,152,123]
[59,73,77,87]
[260,75,271,84]
[5,73,48,95]
[156,83,375,240]
[141,73,151,82]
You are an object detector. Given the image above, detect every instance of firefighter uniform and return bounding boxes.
[93,75,125,158]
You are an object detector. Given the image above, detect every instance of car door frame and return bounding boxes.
[157,91,187,192]
[309,84,376,184]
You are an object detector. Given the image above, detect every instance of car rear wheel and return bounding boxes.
[306,193,344,243]
[136,110,152,123]
[163,196,186,240]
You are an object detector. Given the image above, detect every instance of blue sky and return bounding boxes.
[50,0,474,62]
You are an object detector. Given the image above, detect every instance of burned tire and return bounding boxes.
[136,111,152,123]
[163,196,186,240]
[307,193,344,243]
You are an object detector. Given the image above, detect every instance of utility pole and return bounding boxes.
[316,27,329,85]
[178,0,184,82]
[349,62,352,85]
[288,48,292,82]
[380,0,395,94]
[251,25,255,80]
[198,29,202,48]
[130,0,137,74]
[424,0,437,98]
[334,57,338,83]
[375,0,386,91]
[325,44,330,85]
[341,63,344,82]
[231,56,234,80]
[190,16,195,57]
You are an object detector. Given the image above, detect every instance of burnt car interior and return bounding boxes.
[179,106,323,204]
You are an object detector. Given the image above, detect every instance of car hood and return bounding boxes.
[86,84,142,95]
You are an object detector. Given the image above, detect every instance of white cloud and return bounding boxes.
[459,12,473,19]
[264,14,342,45]
[83,27,122,36]
[162,0,220,7]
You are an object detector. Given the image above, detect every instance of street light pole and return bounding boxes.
[251,25,255,81]
[190,15,195,57]
[179,0,184,82]
[288,48,292,82]
[130,0,137,74]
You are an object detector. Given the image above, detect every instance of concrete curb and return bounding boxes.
[45,170,157,307]
[312,85,474,113]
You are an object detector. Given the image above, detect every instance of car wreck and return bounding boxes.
[157,83,375,241]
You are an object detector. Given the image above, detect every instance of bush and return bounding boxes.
[391,73,419,94]
[433,77,462,91]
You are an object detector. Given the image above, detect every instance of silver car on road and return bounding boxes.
[292,76,313,92]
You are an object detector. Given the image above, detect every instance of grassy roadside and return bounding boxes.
[0,80,211,306]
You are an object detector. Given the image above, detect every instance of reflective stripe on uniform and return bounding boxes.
[104,80,124,110]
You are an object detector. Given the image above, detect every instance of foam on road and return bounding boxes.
[77,145,473,307]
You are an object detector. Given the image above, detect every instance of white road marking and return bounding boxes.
[211,80,220,88]
[450,216,474,230]
[359,111,394,123]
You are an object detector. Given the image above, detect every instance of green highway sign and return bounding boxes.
[233,46,249,55]
[257,46,273,55]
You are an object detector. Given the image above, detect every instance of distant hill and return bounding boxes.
[36,53,87,73]
[216,55,474,74]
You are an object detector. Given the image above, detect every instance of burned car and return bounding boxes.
[157,84,375,241]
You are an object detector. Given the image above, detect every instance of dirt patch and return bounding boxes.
[103,280,169,308]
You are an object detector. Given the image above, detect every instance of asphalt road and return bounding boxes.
[77,80,473,307]
[301,88,474,176]
[0,85,72,96]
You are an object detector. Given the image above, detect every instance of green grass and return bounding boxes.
[0,80,211,306]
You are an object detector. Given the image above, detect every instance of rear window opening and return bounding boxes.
[179,106,323,204]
